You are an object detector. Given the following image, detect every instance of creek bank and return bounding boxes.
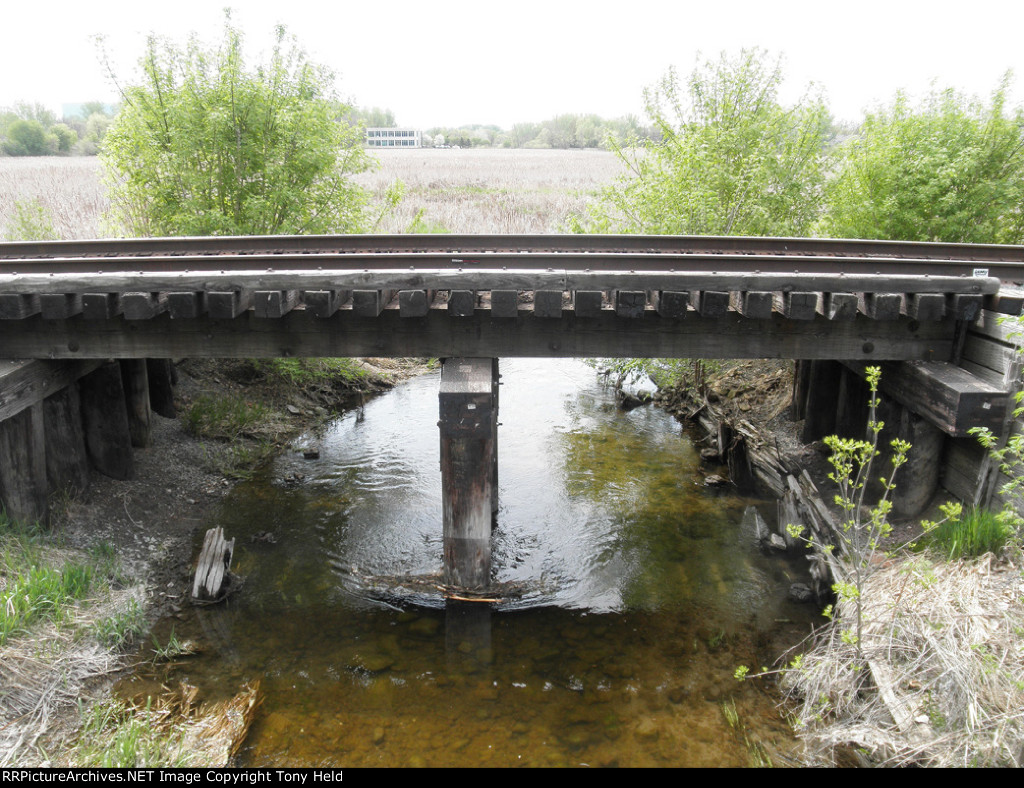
[58,357,428,609]
[652,360,1024,767]
[653,359,843,537]
[2,357,426,766]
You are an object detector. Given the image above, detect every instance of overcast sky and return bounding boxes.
[4,1,1023,129]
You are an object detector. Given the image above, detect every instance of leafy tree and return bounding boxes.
[820,79,1024,244]
[575,49,831,235]
[50,123,77,154]
[2,119,54,156]
[101,17,373,236]
[11,102,57,130]
[345,105,397,129]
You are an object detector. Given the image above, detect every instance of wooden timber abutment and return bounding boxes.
[0,234,1022,587]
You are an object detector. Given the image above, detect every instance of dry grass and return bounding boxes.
[65,681,262,768]
[0,149,624,241]
[355,148,626,233]
[781,552,1024,767]
[0,585,146,766]
[0,157,108,240]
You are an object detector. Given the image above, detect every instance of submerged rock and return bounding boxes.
[616,371,659,410]
[788,582,815,603]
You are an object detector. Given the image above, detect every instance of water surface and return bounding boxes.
[135,359,817,767]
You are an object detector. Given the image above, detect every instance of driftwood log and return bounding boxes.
[192,527,235,602]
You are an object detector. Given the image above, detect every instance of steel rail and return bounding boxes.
[0,250,1019,280]
[2,233,1024,270]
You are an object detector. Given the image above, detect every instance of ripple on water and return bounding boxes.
[137,359,818,767]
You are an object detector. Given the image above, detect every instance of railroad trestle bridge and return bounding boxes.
[1,234,1022,588]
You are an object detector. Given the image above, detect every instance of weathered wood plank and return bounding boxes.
[941,437,988,502]
[40,294,83,319]
[533,290,563,318]
[985,288,1024,316]
[254,290,300,319]
[729,291,773,320]
[352,289,395,317]
[0,403,48,525]
[970,309,1024,345]
[398,289,434,318]
[82,293,121,320]
[192,527,235,602]
[573,290,604,318]
[302,289,350,318]
[147,358,176,419]
[0,359,103,422]
[167,292,206,319]
[962,333,1015,378]
[947,293,984,322]
[892,408,944,519]
[844,360,1009,437]
[791,359,811,422]
[0,269,1001,296]
[448,290,477,317]
[613,290,647,319]
[79,361,134,480]
[835,365,869,439]
[439,358,496,589]
[650,290,689,319]
[958,359,1005,388]
[42,383,89,498]
[775,292,818,320]
[0,312,957,361]
[822,292,858,321]
[801,360,842,442]
[122,292,168,320]
[942,460,980,503]
[906,293,946,321]
[120,359,152,448]
[693,291,729,317]
[207,290,253,319]
[859,292,903,321]
[490,290,519,318]
[0,294,40,319]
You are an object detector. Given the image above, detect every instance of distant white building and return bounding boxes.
[366,128,422,148]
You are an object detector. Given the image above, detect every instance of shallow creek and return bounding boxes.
[130,359,819,767]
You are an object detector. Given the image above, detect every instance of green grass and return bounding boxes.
[91,598,147,650]
[150,627,196,662]
[0,514,143,648]
[250,357,370,388]
[69,698,193,768]
[927,506,1011,559]
[183,393,273,440]
[0,521,97,646]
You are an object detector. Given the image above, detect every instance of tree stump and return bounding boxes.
[192,527,235,602]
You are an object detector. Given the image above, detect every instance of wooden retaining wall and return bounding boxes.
[787,311,1024,518]
[943,310,1024,510]
[0,358,175,525]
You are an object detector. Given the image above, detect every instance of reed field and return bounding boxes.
[355,148,625,233]
[0,148,625,240]
[0,157,109,240]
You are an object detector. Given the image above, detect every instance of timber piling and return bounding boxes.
[0,358,175,525]
[439,357,499,589]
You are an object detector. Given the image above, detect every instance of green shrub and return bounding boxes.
[926,506,1010,559]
